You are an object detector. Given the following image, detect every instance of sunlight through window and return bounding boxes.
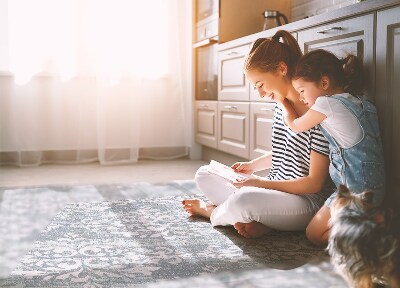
[8,0,169,85]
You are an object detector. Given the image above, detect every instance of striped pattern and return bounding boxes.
[267,105,330,181]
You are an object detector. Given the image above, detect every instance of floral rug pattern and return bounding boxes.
[0,182,346,287]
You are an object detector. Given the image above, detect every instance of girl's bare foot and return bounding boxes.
[234,221,271,238]
[182,199,216,219]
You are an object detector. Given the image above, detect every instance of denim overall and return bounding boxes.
[320,94,385,207]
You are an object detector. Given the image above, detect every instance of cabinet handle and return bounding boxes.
[200,104,209,108]
[227,51,239,56]
[317,26,343,34]
[224,105,238,110]
[260,108,275,112]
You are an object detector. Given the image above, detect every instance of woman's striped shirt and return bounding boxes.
[267,105,330,180]
[266,105,334,206]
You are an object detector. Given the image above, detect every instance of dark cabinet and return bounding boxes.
[376,5,400,208]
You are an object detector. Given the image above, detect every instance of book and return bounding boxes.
[208,160,252,182]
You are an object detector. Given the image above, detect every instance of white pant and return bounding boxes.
[195,165,319,231]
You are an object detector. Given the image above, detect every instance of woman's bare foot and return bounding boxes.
[182,199,216,219]
[234,221,271,238]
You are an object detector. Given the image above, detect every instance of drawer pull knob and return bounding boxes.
[260,108,275,112]
[224,105,238,110]
[227,51,239,56]
[317,26,343,34]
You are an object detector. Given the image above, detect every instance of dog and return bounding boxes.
[328,185,399,288]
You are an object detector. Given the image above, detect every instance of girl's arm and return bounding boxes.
[281,99,326,133]
[234,150,330,194]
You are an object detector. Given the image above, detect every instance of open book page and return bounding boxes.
[209,160,253,182]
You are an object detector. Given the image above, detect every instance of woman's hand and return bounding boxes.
[231,161,255,175]
[232,177,265,189]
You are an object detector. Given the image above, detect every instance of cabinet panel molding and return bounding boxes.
[195,101,218,149]
[250,103,275,159]
[218,44,251,101]
[217,102,250,159]
[198,110,216,135]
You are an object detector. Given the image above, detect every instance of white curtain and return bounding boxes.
[0,0,192,166]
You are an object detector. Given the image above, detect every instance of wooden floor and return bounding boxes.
[0,159,207,188]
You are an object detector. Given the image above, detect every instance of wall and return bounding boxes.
[219,0,291,43]
[291,0,358,22]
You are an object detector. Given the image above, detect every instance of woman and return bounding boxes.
[183,30,335,246]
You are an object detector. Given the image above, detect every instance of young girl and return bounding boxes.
[280,49,385,210]
[182,31,335,243]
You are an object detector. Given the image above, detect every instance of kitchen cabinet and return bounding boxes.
[218,44,251,101]
[195,1,400,200]
[217,41,275,160]
[250,103,275,159]
[376,5,400,207]
[298,14,375,100]
[217,102,250,158]
[195,101,218,149]
[216,43,252,158]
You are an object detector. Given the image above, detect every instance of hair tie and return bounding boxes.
[341,57,348,65]
[272,34,281,42]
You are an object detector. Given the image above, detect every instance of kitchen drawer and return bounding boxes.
[298,13,374,99]
[298,13,374,57]
[218,44,251,101]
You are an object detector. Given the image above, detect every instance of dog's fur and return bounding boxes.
[328,185,400,288]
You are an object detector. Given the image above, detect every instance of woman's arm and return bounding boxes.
[249,151,273,171]
[281,99,326,133]
[234,150,330,194]
[232,151,272,174]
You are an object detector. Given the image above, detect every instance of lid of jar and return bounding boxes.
[263,10,279,18]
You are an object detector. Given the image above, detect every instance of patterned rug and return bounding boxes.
[0,181,199,279]
[0,182,346,288]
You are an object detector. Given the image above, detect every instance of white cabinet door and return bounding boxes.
[218,102,250,159]
[218,44,251,101]
[195,101,218,149]
[298,14,374,100]
[376,5,400,207]
[250,103,275,159]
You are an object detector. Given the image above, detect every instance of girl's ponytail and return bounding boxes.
[342,54,365,96]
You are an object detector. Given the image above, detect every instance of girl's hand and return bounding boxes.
[231,161,255,175]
